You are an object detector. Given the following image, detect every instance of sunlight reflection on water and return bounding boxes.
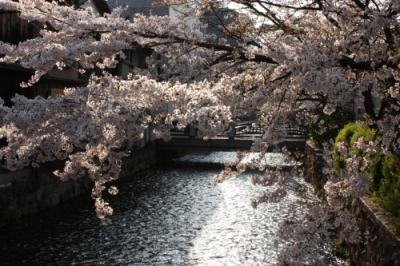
[0,152,340,265]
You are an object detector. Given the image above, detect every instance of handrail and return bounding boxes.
[169,121,307,140]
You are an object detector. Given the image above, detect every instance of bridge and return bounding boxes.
[156,122,307,153]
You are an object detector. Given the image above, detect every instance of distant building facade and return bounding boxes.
[0,0,153,103]
[0,10,84,105]
[107,0,169,18]
[0,1,239,105]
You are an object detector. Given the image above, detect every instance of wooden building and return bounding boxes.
[0,1,154,106]
[0,10,84,105]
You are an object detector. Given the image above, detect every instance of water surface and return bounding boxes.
[0,152,338,265]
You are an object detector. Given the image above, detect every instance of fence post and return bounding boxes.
[228,122,236,140]
[189,124,197,138]
[146,123,153,143]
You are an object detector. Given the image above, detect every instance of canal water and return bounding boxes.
[0,152,340,265]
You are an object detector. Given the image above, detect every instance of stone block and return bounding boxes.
[349,197,400,266]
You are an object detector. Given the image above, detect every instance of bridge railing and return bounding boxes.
[234,123,264,136]
[169,121,265,140]
[169,122,307,141]
[276,126,307,138]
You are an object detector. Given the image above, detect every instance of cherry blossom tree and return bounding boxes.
[0,0,399,262]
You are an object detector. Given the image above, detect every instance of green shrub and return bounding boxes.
[334,240,348,259]
[333,123,376,172]
[335,123,376,152]
[333,124,400,234]
[336,123,359,146]
[368,158,383,192]
[376,154,400,233]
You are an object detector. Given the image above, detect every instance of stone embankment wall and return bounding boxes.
[0,144,157,227]
[304,141,325,195]
[304,141,400,266]
[349,197,400,266]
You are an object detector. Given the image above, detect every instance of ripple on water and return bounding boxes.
[0,152,337,265]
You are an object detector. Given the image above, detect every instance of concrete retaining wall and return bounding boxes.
[0,144,157,227]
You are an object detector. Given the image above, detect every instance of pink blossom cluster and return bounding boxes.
[0,0,399,262]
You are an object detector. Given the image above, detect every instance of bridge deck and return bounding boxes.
[157,135,306,153]
[157,137,256,152]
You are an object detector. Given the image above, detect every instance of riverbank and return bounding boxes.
[304,141,400,265]
[0,144,157,227]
